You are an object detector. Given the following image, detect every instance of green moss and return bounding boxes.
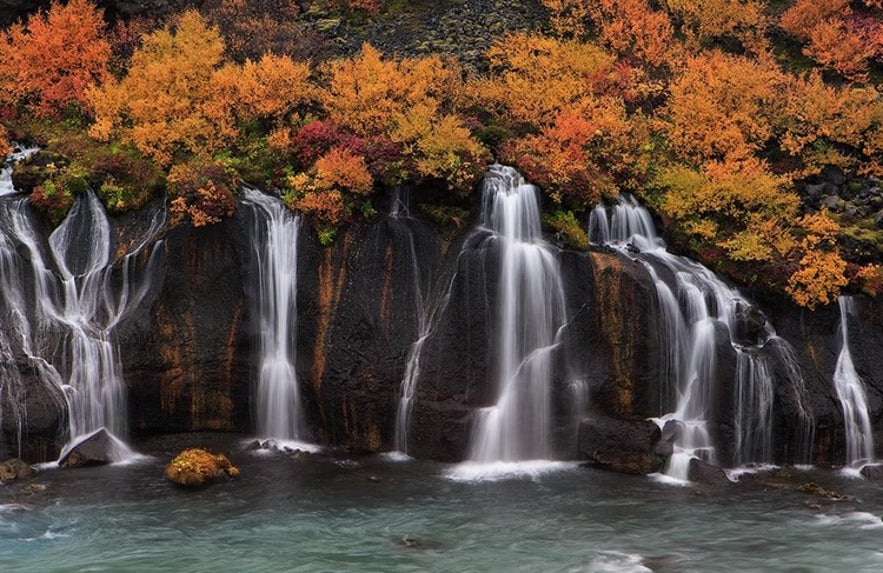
[543,210,589,250]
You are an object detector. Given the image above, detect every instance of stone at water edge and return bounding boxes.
[860,465,883,481]
[687,458,731,486]
[165,448,240,487]
[59,428,115,469]
[578,416,663,475]
[0,458,35,482]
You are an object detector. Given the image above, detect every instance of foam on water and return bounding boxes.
[583,551,653,573]
[726,464,780,481]
[380,451,413,462]
[813,512,883,530]
[445,460,577,482]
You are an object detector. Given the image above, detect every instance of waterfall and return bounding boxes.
[465,165,568,464]
[590,196,813,478]
[833,296,874,468]
[0,190,163,460]
[243,188,305,444]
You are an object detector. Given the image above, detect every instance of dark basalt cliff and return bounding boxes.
[2,192,883,468]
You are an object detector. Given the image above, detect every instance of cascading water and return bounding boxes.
[589,196,813,479]
[832,296,874,468]
[0,189,163,460]
[465,165,568,465]
[242,188,306,444]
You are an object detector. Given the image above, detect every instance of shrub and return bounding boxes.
[167,159,237,227]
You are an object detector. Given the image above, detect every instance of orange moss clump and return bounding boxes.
[165,448,239,486]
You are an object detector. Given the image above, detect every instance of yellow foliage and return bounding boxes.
[786,211,847,308]
[658,158,797,261]
[88,10,230,165]
[0,126,10,157]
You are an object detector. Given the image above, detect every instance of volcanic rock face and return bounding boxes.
[1,189,882,468]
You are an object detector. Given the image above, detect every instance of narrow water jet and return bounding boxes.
[242,188,305,443]
[590,195,814,478]
[833,296,874,468]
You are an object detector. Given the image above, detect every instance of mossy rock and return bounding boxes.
[165,448,240,487]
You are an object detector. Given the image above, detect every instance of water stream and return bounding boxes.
[832,296,874,468]
[589,196,814,478]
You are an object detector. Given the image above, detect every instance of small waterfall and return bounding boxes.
[590,195,813,478]
[833,296,874,467]
[0,144,40,197]
[243,188,305,443]
[391,187,433,455]
[466,165,568,463]
[0,191,163,459]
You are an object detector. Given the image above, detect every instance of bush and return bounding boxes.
[167,160,237,227]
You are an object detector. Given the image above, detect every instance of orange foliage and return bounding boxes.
[663,0,768,54]
[167,160,237,227]
[0,126,10,157]
[780,0,882,81]
[313,146,374,196]
[782,72,883,175]
[89,10,231,165]
[211,54,315,126]
[542,0,676,67]
[473,34,620,128]
[786,211,848,308]
[321,44,487,191]
[504,100,646,206]
[663,51,788,164]
[658,158,798,261]
[0,0,110,117]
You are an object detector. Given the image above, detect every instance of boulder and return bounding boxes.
[860,465,883,482]
[165,448,240,486]
[578,416,662,475]
[0,458,35,482]
[59,428,115,469]
[687,458,731,486]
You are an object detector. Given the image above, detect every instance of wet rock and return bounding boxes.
[822,195,843,211]
[860,465,883,481]
[874,209,883,229]
[800,482,850,500]
[687,458,731,486]
[653,420,684,458]
[0,458,35,482]
[59,429,117,469]
[578,416,662,475]
[165,448,239,487]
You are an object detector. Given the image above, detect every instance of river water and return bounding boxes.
[1,435,882,572]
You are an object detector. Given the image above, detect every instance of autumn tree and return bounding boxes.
[0,0,110,118]
[780,0,883,81]
[0,127,10,157]
[471,33,620,129]
[89,10,232,166]
[662,51,789,164]
[542,0,677,67]
[786,211,848,309]
[781,72,883,176]
[504,100,648,206]
[319,44,488,192]
[663,0,768,54]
